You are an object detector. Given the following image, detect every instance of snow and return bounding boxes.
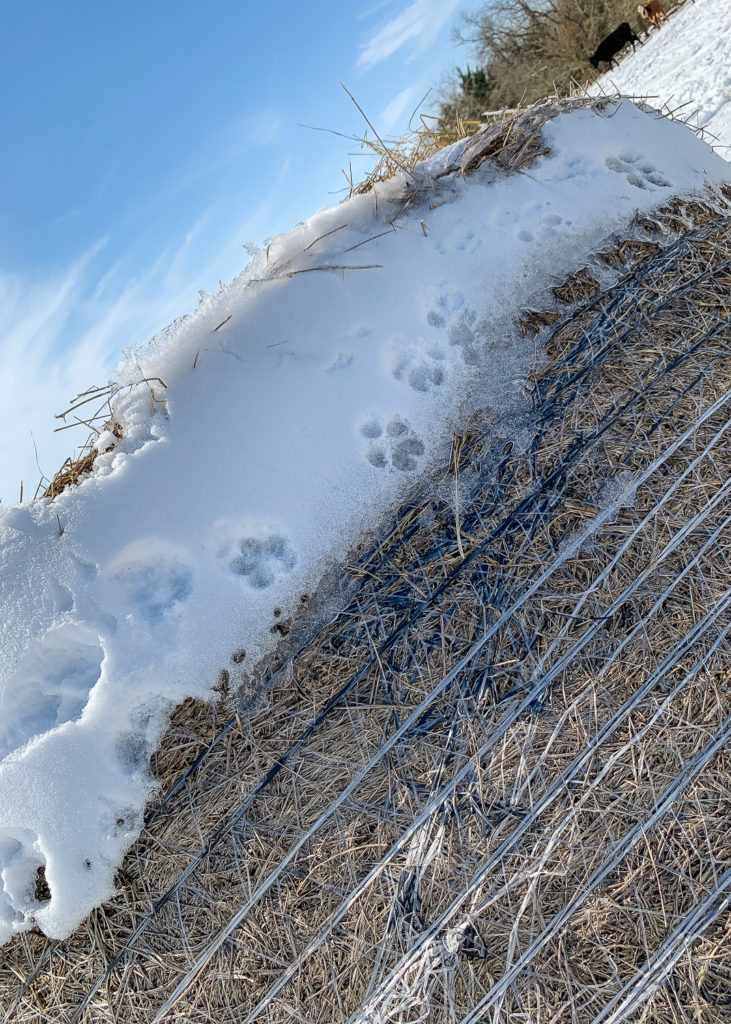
[590,0,731,154]
[0,98,729,946]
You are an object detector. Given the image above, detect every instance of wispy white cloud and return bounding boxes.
[0,245,111,501]
[357,0,461,70]
[0,243,199,501]
[109,112,285,242]
[358,0,397,19]
[0,159,295,504]
[228,109,284,148]
[379,85,419,132]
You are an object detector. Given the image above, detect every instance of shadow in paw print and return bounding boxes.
[386,418,408,437]
[448,312,482,365]
[123,564,193,624]
[366,448,388,468]
[362,416,425,473]
[392,436,425,471]
[110,544,193,626]
[605,152,670,189]
[230,535,296,589]
[395,360,445,392]
[359,416,383,439]
[0,625,105,761]
[427,309,445,328]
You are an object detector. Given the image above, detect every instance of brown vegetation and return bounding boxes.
[2,101,730,1023]
[440,0,684,117]
[2,148,730,1022]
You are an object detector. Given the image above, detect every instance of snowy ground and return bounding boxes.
[590,0,731,155]
[0,99,729,947]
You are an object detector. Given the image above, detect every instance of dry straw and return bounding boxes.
[2,98,731,1023]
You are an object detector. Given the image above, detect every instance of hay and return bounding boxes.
[3,109,731,1024]
[39,378,165,502]
[518,309,561,338]
[551,268,600,304]
[43,450,99,500]
[351,96,593,197]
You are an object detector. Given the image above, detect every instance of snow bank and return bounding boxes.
[590,0,731,155]
[0,99,729,945]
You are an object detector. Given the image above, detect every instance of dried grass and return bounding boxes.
[37,379,165,502]
[350,96,595,197]
[43,450,99,500]
[3,101,731,1024]
[347,113,481,196]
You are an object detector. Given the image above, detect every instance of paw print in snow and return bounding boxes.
[229,534,296,589]
[360,416,425,472]
[427,309,446,328]
[359,415,383,439]
[109,541,193,625]
[605,151,670,189]
[0,625,105,761]
[390,337,447,393]
[529,211,564,240]
[391,434,426,471]
[324,350,353,373]
[422,287,465,331]
[448,311,482,365]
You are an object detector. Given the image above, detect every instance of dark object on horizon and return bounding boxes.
[589,22,642,68]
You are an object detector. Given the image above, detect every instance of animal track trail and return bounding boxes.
[605,151,670,189]
[323,325,372,374]
[360,416,426,472]
[324,350,353,373]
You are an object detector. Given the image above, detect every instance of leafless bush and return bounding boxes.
[441,0,654,115]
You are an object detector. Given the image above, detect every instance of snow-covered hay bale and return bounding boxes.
[2,112,730,1022]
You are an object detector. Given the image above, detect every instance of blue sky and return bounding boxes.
[0,0,474,501]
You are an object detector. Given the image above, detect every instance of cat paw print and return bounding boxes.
[540,212,564,235]
[390,336,447,393]
[525,211,564,241]
[324,350,353,372]
[605,151,670,190]
[209,522,297,590]
[109,541,193,625]
[228,533,296,589]
[447,311,482,366]
[423,286,465,327]
[359,416,425,472]
[0,624,105,761]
